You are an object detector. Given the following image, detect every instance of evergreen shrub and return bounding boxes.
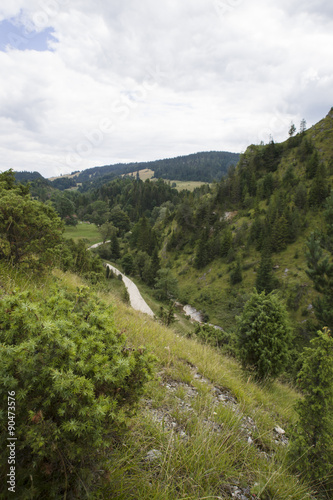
[0,286,154,498]
[237,289,292,380]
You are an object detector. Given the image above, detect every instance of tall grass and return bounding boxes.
[0,264,316,499]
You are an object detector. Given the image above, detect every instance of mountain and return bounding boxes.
[156,108,333,332]
[14,171,47,183]
[76,150,239,184]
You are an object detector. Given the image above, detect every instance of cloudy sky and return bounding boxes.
[0,0,332,178]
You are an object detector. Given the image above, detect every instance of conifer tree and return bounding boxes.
[308,163,330,208]
[294,182,307,210]
[195,229,209,269]
[230,259,242,284]
[110,232,120,260]
[306,193,333,330]
[255,245,276,294]
[305,150,319,179]
[288,328,333,493]
[237,289,292,380]
[220,228,232,257]
[306,238,333,331]
[271,214,288,252]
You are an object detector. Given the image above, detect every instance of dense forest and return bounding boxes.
[14,150,239,191]
[1,109,333,498]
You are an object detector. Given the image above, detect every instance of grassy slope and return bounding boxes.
[164,212,320,330]
[169,180,211,192]
[0,262,316,499]
[63,222,101,245]
[162,113,333,332]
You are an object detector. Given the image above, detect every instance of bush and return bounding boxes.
[237,289,292,380]
[0,286,154,498]
[193,324,236,354]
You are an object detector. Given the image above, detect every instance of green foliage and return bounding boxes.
[0,286,154,498]
[237,289,292,380]
[289,122,296,137]
[130,216,157,255]
[158,302,177,326]
[255,247,277,294]
[193,324,236,354]
[306,196,333,330]
[305,150,319,179]
[194,229,210,269]
[271,213,289,252]
[87,200,110,226]
[52,192,76,220]
[220,228,233,257]
[308,164,330,208]
[293,182,308,210]
[110,206,131,235]
[60,238,104,280]
[0,170,63,268]
[121,252,135,275]
[110,232,121,260]
[288,328,333,494]
[230,259,242,285]
[98,221,116,243]
[154,268,178,301]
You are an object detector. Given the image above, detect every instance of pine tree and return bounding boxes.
[288,328,333,493]
[305,150,319,179]
[271,214,288,252]
[230,259,242,285]
[237,289,292,380]
[306,233,333,331]
[110,232,120,260]
[308,163,330,208]
[255,245,276,294]
[220,228,232,257]
[195,229,209,269]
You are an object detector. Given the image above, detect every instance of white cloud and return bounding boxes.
[0,0,332,177]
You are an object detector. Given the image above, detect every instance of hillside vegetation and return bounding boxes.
[1,109,333,498]
[0,261,319,499]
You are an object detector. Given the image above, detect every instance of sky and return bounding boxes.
[0,0,332,179]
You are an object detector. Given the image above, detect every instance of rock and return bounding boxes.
[144,449,162,461]
[274,426,285,435]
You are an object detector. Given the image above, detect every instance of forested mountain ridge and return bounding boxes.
[159,108,333,332]
[74,150,240,187]
[13,150,240,190]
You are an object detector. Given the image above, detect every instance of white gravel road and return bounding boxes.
[88,242,154,317]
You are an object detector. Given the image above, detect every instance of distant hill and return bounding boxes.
[76,151,240,189]
[14,171,47,183]
[13,151,240,191]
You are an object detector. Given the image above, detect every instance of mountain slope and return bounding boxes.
[158,109,333,334]
[0,261,316,499]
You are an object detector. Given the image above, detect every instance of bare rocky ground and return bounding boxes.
[143,362,289,500]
